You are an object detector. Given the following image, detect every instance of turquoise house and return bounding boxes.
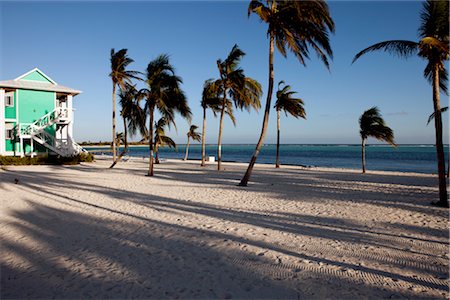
[0,68,84,157]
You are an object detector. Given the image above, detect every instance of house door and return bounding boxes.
[56,95,68,118]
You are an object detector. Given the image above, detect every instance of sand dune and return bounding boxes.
[1,157,448,299]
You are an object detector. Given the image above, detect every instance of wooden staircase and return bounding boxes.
[15,107,86,157]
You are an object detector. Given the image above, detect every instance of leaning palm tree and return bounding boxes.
[240,1,334,186]
[428,106,449,178]
[139,54,191,176]
[353,0,448,206]
[154,117,176,164]
[200,80,222,166]
[274,81,306,168]
[184,125,202,161]
[359,107,396,173]
[216,44,262,171]
[109,49,141,162]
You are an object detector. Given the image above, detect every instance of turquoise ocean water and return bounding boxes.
[88,144,449,174]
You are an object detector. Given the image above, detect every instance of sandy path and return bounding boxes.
[1,158,448,299]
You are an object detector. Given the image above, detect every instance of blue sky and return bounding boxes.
[1,1,448,144]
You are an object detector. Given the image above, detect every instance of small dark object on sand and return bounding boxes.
[14,178,19,184]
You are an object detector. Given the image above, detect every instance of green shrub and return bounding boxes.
[0,156,47,165]
[0,152,95,165]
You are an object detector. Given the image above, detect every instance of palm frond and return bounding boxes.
[359,106,396,146]
[424,61,448,95]
[427,106,449,124]
[143,54,192,131]
[419,0,449,41]
[274,81,306,119]
[187,125,202,142]
[160,136,177,149]
[352,40,418,64]
[215,44,262,121]
[110,48,142,88]
[260,0,335,69]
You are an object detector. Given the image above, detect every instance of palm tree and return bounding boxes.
[353,0,448,206]
[184,125,202,161]
[115,132,124,156]
[109,49,141,162]
[274,81,306,168]
[240,1,334,186]
[110,84,147,169]
[216,44,262,171]
[359,107,396,173]
[428,107,449,178]
[154,117,176,164]
[200,80,222,166]
[139,54,191,176]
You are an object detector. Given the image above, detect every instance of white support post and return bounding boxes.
[67,95,74,155]
[20,137,24,157]
[30,138,34,158]
[67,95,73,138]
[0,89,5,155]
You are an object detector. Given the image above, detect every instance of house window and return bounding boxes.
[5,93,14,107]
[5,124,14,140]
[6,129,14,140]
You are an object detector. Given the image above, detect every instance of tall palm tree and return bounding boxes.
[274,81,306,168]
[110,84,147,169]
[428,107,449,178]
[200,80,222,166]
[359,107,396,173]
[353,0,448,206]
[109,49,141,162]
[184,125,202,161]
[216,44,262,171]
[139,54,191,176]
[240,0,334,186]
[154,117,176,164]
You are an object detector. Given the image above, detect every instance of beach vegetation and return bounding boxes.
[184,125,202,161]
[215,44,262,171]
[274,81,306,168]
[240,0,334,186]
[139,54,191,176]
[110,84,148,169]
[154,117,176,164]
[353,0,448,206]
[359,107,396,174]
[0,152,94,165]
[200,80,222,166]
[109,49,141,162]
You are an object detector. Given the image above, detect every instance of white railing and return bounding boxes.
[13,107,87,157]
[32,107,69,130]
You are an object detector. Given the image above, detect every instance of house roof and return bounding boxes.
[0,68,81,95]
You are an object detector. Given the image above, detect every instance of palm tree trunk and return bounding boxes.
[147,106,154,176]
[217,98,226,171]
[275,109,281,168]
[431,64,448,206]
[184,137,190,161]
[155,142,160,164]
[239,31,275,186]
[361,138,366,174]
[112,83,117,161]
[123,118,128,154]
[201,107,207,167]
[109,117,128,169]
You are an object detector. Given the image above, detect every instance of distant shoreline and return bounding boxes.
[82,143,444,148]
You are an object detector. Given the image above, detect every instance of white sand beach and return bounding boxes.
[1,158,448,299]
